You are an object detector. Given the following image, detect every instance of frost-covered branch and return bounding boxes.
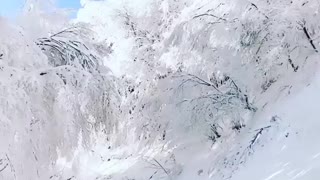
[36,27,101,73]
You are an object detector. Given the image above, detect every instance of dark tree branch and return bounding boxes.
[193,13,227,21]
[153,159,170,177]
[248,125,271,150]
[0,163,8,173]
[288,57,299,72]
[249,3,269,19]
[302,26,318,53]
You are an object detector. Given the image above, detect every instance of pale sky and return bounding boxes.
[0,0,81,17]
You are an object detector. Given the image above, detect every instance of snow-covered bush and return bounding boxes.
[0,13,118,179]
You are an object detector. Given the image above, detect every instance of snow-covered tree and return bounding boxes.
[1,0,320,179]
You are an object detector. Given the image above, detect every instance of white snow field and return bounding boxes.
[1,0,320,179]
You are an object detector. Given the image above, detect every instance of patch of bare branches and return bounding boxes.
[176,73,256,112]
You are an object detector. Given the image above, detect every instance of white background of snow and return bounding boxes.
[1,0,320,179]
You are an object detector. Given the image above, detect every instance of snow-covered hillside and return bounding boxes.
[1,0,320,179]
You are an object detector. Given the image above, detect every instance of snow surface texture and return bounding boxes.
[1,0,320,179]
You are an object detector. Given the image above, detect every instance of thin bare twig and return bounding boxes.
[0,163,8,173]
[193,13,227,21]
[153,159,170,177]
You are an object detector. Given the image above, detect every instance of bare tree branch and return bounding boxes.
[302,26,318,53]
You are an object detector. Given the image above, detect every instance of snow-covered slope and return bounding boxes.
[174,60,320,180]
[232,65,320,180]
[63,62,320,180]
[234,78,320,179]
[1,0,320,179]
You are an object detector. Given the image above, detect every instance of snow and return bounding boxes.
[234,70,320,180]
[1,0,320,179]
[54,67,320,179]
